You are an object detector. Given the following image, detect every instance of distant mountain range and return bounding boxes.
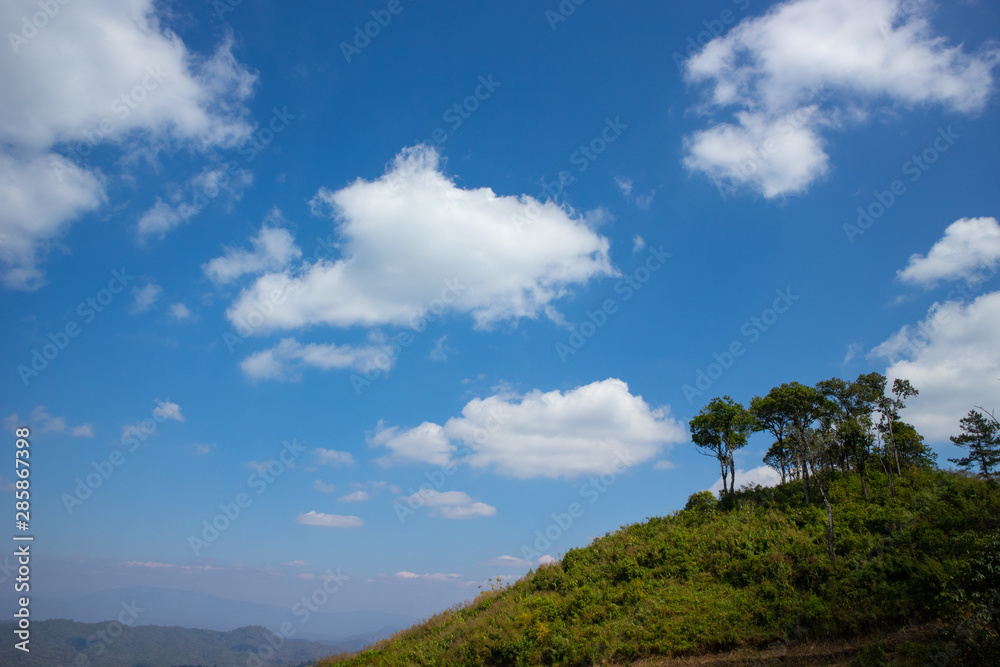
[29,586,414,642]
[0,619,357,666]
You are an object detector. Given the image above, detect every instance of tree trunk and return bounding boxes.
[810,461,837,565]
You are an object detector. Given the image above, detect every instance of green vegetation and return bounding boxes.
[318,373,1000,666]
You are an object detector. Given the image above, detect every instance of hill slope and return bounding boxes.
[318,469,1000,666]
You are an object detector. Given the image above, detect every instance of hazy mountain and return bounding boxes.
[31,586,414,642]
[0,619,350,666]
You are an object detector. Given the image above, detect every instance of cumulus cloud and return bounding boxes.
[313,480,337,493]
[71,424,95,438]
[898,217,1000,287]
[399,489,496,519]
[239,337,393,382]
[225,145,615,333]
[203,212,301,285]
[0,153,105,289]
[296,511,363,528]
[872,290,1000,442]
[681,0,999,198]
[0,0,257,286]
[314,448,354,467]
[338,490,369,503]
[371,378,686,479]
[131,282,162,313]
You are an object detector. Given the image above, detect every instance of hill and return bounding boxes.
[317,468,1000,666]
[28,586,414,642]
[0,620,361,667]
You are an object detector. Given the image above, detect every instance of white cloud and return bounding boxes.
[169,303,192,320]
[0,153,105,289]
[203,212,302,285]
[872,290,1000,442]
[842,342,863,365]
[427,335,449,362]
[136,200,198,245]
[314,448,354,467]
[136,165,254,245]
[338,490,369,503]
[632,235,646,254]
[478,555,554,569]
[371,378,686,479]
[400,489,497,519]
[614,176,633,198]
[0,0,257,285]
[898,217,1000,287]
[29,406,92,436]
[653,460,675,471]
[193,443,215,456]
[131,282,162,313]
[708,465,782,493]
[394,571,464,582]
[681,0,999,198]
[239,337,392,382]
[152,400,184,422]
[296,511,364,528]
[371,421,454,468]
[225,145,615,333]
[313,480,337,493]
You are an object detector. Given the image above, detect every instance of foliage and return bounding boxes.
[316,469,1000,667]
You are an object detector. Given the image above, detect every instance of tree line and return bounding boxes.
[690,372,1000,563]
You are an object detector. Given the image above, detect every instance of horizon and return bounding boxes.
[2,0,1000,643]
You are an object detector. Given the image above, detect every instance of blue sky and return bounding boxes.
[2,0,1000,625]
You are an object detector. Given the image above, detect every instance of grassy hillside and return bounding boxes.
[0,620,351,667]
[319,469,1000,666]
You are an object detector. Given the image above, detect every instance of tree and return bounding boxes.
[949,410,1000,478]
[750,391,793,483]
[887,421,936,468]
[690,396,754,496]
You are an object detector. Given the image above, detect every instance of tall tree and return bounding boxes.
[949,410,1000,478]
[690,396,754,496]
[750,391,793,484]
